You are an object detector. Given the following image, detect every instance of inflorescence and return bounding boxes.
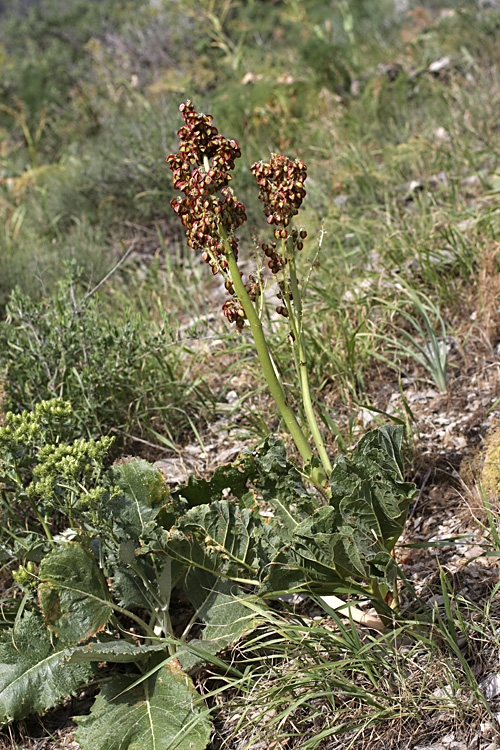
[166,100,246,276]
[251,153,307,230]
[167,101,309,326]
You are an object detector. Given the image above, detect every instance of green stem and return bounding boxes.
[109,602,158,638]
[156,560,176,655]
[288,257,333,478]
[26,496,54,546]
[369,579,397,628]
[221,232,313,467]
[222,234,329,492]
[128,561,163,609]
[281,269,302,384]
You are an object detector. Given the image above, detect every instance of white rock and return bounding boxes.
[480,672,500,700]
[429,56,451,73]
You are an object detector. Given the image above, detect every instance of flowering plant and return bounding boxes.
[167,101,331,491]
[167,101,416,626]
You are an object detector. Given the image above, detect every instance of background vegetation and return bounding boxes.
[2,0,500,446]
[2,0,500,748]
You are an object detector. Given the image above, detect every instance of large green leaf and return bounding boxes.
[263,426,416,596]
[185,569,254,640]
[252,436,315,531]
[173,454,256,508]
[68,639,168,664]
[38,543,112,644]
[75,665,211,750]
[267,507,397,593]
[163,500,278,584]
[106,459,172,540]
[112,565,154,610]
[0,611,91,725]
[179,568,257,670]
[329,425,416,552]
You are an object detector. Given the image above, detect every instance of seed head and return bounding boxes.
[250,154,307,228]
[167,101,246,276]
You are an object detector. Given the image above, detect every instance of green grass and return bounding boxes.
[210,571,499,749]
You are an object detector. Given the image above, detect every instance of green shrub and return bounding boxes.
[0,271,214,450]
[0,0,144,119]
[0,216,112,314]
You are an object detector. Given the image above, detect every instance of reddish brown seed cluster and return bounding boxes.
[245,273,262,303]
[261,227,308,276]
[167,101,246,276]
[167,104,310,329]
[251,154,307,229]
[170,100,241,180]
[276,286,290,318]
[222,298,245,329]
[261,239,284,274]
[222,273,261,330]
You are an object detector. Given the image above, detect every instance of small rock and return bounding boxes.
[432,684,453,699]
[427,594,444,607]
[434,126,450,142]
[429,171,449,187]
[241,72,263,85]
[480,672,500,700]
[226,390,239,404]
[422,389,441,399]
[216,445,243,464]
[184,444,201,456]
[154,457,201,485]
[428,56,451,74]
[404,180,425,201]
[356,407,376,428]
[461,174,481,188]
[457,218,478,231]
[463,545,485,560]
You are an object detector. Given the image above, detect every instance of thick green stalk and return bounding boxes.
[369,579,396,629]
[221,234,314,467]
[288,258,333,478]
[280,268,302,384]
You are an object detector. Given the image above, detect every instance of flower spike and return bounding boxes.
[167,101,247,280]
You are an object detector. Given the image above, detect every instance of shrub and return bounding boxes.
[0,270,214,450]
